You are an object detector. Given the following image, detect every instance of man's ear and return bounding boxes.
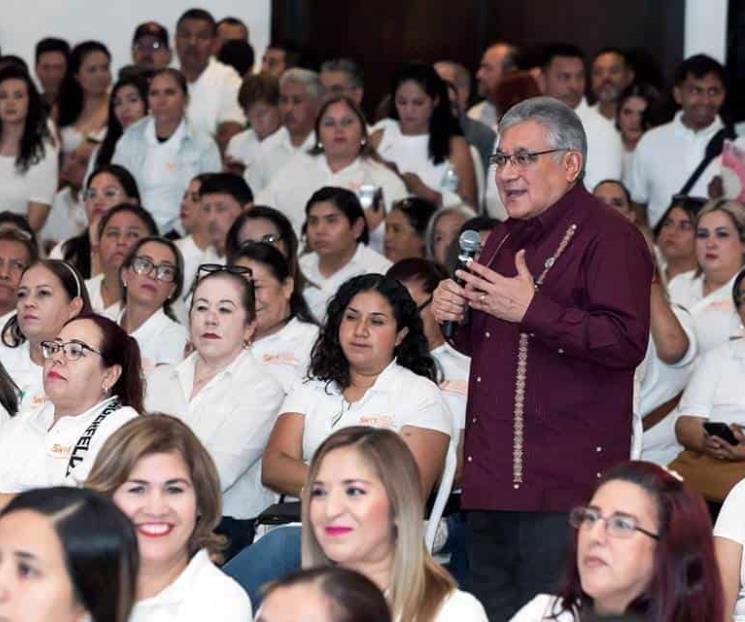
[564,151,583,183]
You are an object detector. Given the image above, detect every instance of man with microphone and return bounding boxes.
[433,96,653,620]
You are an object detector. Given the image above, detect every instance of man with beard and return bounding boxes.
[590,48,635,122]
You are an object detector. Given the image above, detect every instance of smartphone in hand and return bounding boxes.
[703,422,739,445]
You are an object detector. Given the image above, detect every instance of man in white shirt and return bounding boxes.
[252,68,322,192]
[319,58,364,106]
[590,48,634,122]
[467,42,518,129]
[626,55,728,228]
[175,8,246,151]
[200,173,253,260]
[260,41,300,78]
[537,43,623,190]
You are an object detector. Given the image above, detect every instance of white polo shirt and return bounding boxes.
[130,549,252,622]
[118,308,188,372]
[300,243,392,322]
[431,342,470,433]
[40,187,87,246]
[145,350,284,519]
[184,58,246,138]
[250,317,319,394]
[84,274,122,320]
[0,396,139,491]
[255,153,408,236]
[626,112,724,227]
[574,98,624,191]
[0,340,45,414]
[668,270,740,355]
[714,478,745,621]
[281,361,452,461]
[510,594,576,622]
[0,140,58,215]
[251,127,316,193]
[226,127,281,193]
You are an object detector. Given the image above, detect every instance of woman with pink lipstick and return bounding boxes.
[118,237,188,370]
[511,461,724,621]
[0,314,142,502]
[668,199,745,354]
[302,427,486,622]
[145,266,284,559]
[87,414,253,621]
[0,259,91,413]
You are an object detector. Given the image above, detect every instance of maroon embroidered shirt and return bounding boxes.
[454,183,653,512]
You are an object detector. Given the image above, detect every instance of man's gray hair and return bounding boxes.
[320,58,364,89]
[498,96,587,174]
[280,68,324,100]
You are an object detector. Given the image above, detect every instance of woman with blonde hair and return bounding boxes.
[301,426,486,622]
[86,414,252,621]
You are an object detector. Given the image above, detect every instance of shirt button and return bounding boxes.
[472,417,477,424]
[596,446,603,453]
[558,348,564,354]
[467,456,473,463]
[476,376,481,383]
[529,332,535,337]
[513,483,520,489]
[485,331,491,339]
[596,472,602,478]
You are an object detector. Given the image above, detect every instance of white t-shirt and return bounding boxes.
[84,273,122,320]
[0,340,45,413]
[574,98,624,191]
[300,243,392,322]
[255,153,408,236]
[184,58,246,138]
[118,308,188,372]
[668,270,740,355]
[281,361,453,462]
[510,594,577,621]
[250,126,316,193]
[0,142,58,215]
[40,187,87,245]
[625,112,724,227]
[130,549,252,622]
[714,477,745,621]
[0,397,139,490]
[225,127,280,193]
[145,350,284,519]
[431,342,470,433]
[250,317,319,394]
[432,589,488,622]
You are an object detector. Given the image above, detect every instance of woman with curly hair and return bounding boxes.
[0,65,58,231]
[262,272,452,499]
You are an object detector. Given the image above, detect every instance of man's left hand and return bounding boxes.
[457,249,535,323]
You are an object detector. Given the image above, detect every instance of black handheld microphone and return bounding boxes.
[442,229,482,339]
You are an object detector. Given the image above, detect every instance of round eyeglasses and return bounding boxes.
[131,256,178,283]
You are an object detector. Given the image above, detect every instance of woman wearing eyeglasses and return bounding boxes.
[229,242,318,393]
[144,265,284,559]
[510,461,724,621]
[118,237,187,370]
[0,314,142,506]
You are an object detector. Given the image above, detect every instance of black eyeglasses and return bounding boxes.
[240,233,283,247]
[569,506,660,541]
[489,149,568,170]
[131,256,178,283]
[40,340,102,362]
[197,264,253,280]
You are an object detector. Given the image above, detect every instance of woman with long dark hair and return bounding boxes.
[0,65,58,231]
[371,63,477,207]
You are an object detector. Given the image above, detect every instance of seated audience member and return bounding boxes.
[616,83,662,177]
[256,567,391,622]
[176,173,214,294]
[372,63,477,207]
[217,16,250,48]
[41,137,98,248]
[200,173,253,262]
[626,55,728,228]
[467,42,518,128]
[671,270,745,501]
[229,242,318,392]
[537,43,623,190]
[715,477,745,620]
[0,65,58,231]
[225,74,281,188]
[668,199,745,354]
[218,40,255,78]
[145,266,284,556]
[57,41,111,159]
[86,414,253,621]
[652,196,703,284]
[425,205,477,267]
[34,37,70,112]
[251,68,323,192]
[91,74,149,171]
[302,427,486,621]
[113,68,221,235]
[444,215,498,275]
[262,273,451,499]
[85,204,159,318]
[118,237,187,369]
[0,259,91,412]
[257,94,407,242]
[319,58,365,106]
[131,22,172,72]
[0,314,142,501]
[589,48,634,122]
[299,187,391,321]
[511,461,723,621]
[53,164,140,277]
[384,198,438,263]
[0,487,138,622]
[0,210,34,238]
[261,41,300,78]
[175,8,245,149]
[0,361,17,432]
[0,228,38,325]
[593,179,640,226]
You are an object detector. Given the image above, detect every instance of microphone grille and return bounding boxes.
[458,229,482,253]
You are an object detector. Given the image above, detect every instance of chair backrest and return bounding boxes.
[424,440,456,552]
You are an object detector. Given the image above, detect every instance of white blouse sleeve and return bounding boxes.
[715,478,745,545]
[434,590,488,622]
[26,143,58,206]
[399,375,453,438]
[676,346,723,419]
